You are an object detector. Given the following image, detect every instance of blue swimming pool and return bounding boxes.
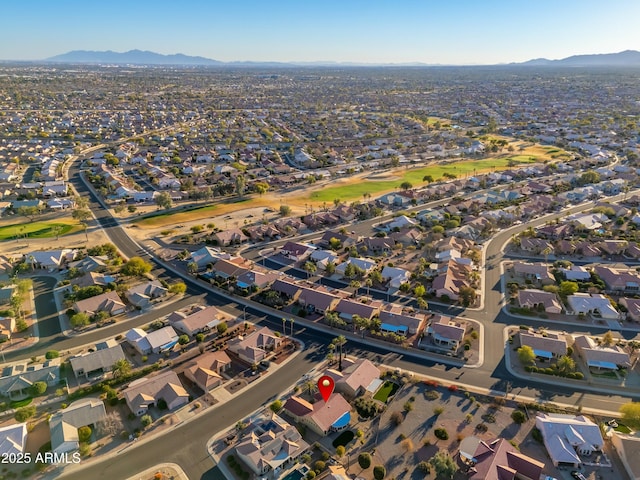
[280,469,304,480]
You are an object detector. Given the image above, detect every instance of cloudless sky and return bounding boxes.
[1,0,639,64]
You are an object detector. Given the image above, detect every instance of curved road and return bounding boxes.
[43,155,637,479]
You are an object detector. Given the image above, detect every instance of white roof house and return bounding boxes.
[566,293,620,319]
[49,399,107,454]
[535,413,604,468]
[125,326,178,354]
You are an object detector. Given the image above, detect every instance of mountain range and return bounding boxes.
[43,49,640,67]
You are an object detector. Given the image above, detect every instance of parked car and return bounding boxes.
[571,471,587,480]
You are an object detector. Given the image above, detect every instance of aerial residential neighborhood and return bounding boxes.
[2,5,640,479]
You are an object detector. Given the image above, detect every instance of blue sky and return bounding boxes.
[2,0,639,64]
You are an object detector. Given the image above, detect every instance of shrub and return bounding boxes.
[417,461,431,473]
[433,406,445,416]
[306,471,316,480]
[336,445,345,457]
[78,426,92,442]
[425,390,439,400]
[531,427,544,443]
[373,465,386,480]
[403,401,414,412]
[475,423,488,433]
[358,452,371,469]
[45,350,60,359]
[511,410,527,424]
[313,460,326,473]
[434,428,449,440]
[15,405,36,422]
[390,411,404,426]
[140,414,152,428]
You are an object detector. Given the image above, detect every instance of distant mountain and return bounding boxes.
[46,49,222,66]
[519,50,640,67]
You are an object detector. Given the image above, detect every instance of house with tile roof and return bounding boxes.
[235,415,309,478]
[566,293,621,320]
[519,331,567,360]
[611,431,640,480]
[73,291,126,317]
[125,325,178,355]
[183,350,231,392]
[168,305,223,336]
[298,287,340,315]
[535,413,604,468]
[573,335,631,371]
[123,370,189,416]
[0,423,27,457]
[49,399,107,454]
[379,305,427,336]
[517,289,563,314]
[459,436,544,480]
[0,358,60,399]
[619,297,640,322]
[324,357,381,399]
[425,315,466,350]
[69,344,125,381]
[227,326,281,364]
[125,280,168,308]
[283,393,352,436]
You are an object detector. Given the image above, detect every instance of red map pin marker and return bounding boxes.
[317,375,335,403]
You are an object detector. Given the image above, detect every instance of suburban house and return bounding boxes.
[24,249,77,270]
[68,255,108,273]
[535,413,604,468]
[512,262,554,285]
[458,436,544,480]
[213,228,249,247]
[283,393,352,436]
[335,258,377,277]
[270,278,302,301]
[168,305,223,336]
[380,266,411,289]
[69,342,125,381]
[73,291,126,317]
[519,331,568,360]
[123,370,189,416]
[227,326,281,364]
[619,297,640,322]
[611,431,640,480]
[0,316,15,340]
[593,266,640,294]
[190,246,229,270]
[280,241,314,262]
[334,299,380,323]
[324,357,381,398]
[49,399,107,454]
[559,266,591,281]
[125,326,179,355]
[422,315,466,350]
[298,287,341,315]
[517,289,563,314]
[236,269,280,290]
[235,415,309,479]
[125,280,168,308]
[0,358,61,399]
[183,350,232,392]
[0,423,27,457]
[379,305,427,336]
[566,293,621,320]
[573,335,631,371]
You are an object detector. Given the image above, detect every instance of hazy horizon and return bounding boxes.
[1,0,639,65]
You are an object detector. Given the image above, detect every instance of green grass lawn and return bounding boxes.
[0,221,80,241]
[614,423,632,434]
[9,397,32,408]
[308,156,539,203]
[373,381,399,403]
[134,204,218,227]
[332,430,355,448]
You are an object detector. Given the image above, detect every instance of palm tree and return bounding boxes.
[281,317,286,335]
[304,380,317,397]
[112,358,132,378]
[289,318,295,336]
[332,335,347,371]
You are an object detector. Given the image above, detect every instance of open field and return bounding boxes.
[130,143,571,231]
[0,220,81,241]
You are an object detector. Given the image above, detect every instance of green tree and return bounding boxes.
[556,355,576,374]
[254,182,269,196]
[459,286,477,306]
[602,330,615,347]
[620,402,640,429]
[112,358,132,378]
[335,445,345,457]
[217,322,228,334]
[235,175,246,197]
[559,281,579,296]
[358,453,371,469]
[168,282,187,294]
[429,451,456,479]
[72,208,91,223]
[70,312,90,329]
[78,425,92,442]
[195,333,205,343]
[373,465,386,480]
[155,192,173,210]
[270,400,283,413]
[178,335,190,345]
[141,414,153,428]
[29,381,47,396]
[15,405,36,422]
[279,205,292,216]
[517,345,536,365]
[414,284,426,298]
[400,181,413,191]
[511,410,526,424]
[121,257,152,276]
[423,175,434,183]
[45,350,60,359]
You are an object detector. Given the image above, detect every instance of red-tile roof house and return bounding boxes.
[270,278,302,300]
[169,305,223,336]
[593,265,640,294]
[283,393,352,436]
